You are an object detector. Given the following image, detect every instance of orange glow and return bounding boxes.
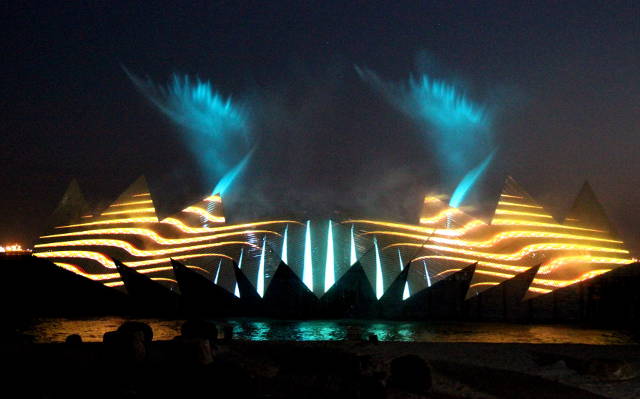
[500,194,523,199]
[204,195,222,203]
[132,193,151,197]
[0,244,30,253]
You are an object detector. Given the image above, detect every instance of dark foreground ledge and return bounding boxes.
[3,338,640,398]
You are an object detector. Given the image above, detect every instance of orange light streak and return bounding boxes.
[387,241,627,263]
[497,201,543,209]
[41,228,281,246]
[182,206,225,223]
[433,268,515,280]
[538,255,633,274]
[469,282,500,289]
[34,239,258,258]
[35,249,238,269]
[53,262,209,280]
[101,208,157,216]
[532,269,612,288]
[344,219,486,237]
[56,217,299,233]
[132,193,151,197]
[528,286,552,294]
[491,219,605,232]
[419,256,525,275]
[494,209,553,219]
[366,229,623,249]
[419,208,461,224]
[109,200,153,207]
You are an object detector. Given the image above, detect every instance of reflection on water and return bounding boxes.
[25,317,638,345]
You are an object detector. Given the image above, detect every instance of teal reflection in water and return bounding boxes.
[23,318,640,345]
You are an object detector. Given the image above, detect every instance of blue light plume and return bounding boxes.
[449,149,497,208]
[357,66,496,205]
[125,69,253,196]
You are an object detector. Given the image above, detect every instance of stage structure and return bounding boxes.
[33,176,634,308]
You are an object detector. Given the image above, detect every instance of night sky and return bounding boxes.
[1,1,638,253]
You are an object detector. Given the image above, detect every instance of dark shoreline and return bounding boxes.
[5,339,640,398]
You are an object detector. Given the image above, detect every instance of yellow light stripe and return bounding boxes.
[55,261,214,281]
[497,201,543,209]
[492,219,605,232]
[182,206,225,223]
[419,208,461,225]
[132,193,150,197]
[344,219,486,237]
[500,194,523,199]
[34,239,258,258]
[469,282,500,289]
[41,228,280,246]
[43,251,233,270]
[532,269,611,288]
[528,287,552,294]
[494,209,553,219]
[413,255,528,273]
[365,229,623,249]
[56,217,160,229]
[55,216,299,234]
[101,208,157,216]
[433,267,516,280]
[150,278,178,284]
[538,255,633,274]
[110,200,153,207]
[387,241,628,263]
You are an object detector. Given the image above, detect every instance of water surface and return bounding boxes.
[24,317,638,345]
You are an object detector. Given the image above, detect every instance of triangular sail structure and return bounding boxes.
[402,262,476,320]
[232,260,263,314]
[263,261,320,318]
[113,258,179,315]
[171,258,238,316]
[465,264,540,321]
[563,181,619,238]
[319,261,378,318]
[378,261,412,318]
[44,179,92,229]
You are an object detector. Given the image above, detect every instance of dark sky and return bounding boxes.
[1,1,638,253]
